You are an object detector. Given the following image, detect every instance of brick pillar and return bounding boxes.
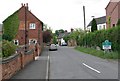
[20,52,24,69]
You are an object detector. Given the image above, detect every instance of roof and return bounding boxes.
[0,24,2,31]
[3,4,43,24]
[58,32,70,39]
[87,16,106,27]
[105,0,120,9]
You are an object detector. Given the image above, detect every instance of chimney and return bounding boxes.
[23,4,25,6]
[71,28,74,32]
[21,3,23,6]
[26,3,28,10]
[65,30,67,33]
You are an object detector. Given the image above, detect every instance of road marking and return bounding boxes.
[46,54,50,80]
[82,63,101,74]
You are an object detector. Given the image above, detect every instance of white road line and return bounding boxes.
[82,63,101,74]
[46,54,50,80]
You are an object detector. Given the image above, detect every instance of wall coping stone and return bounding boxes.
[2,53,20,64]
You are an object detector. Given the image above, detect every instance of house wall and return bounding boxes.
[106,2,120,28]
[87,23,106,32]
[15,5,43,45]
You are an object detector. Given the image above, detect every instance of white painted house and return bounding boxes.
[87,16,106,32]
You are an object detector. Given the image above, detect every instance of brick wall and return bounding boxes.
[15,5,43,45]
[1,44,42,80]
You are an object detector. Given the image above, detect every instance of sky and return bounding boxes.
[0,0,110,32]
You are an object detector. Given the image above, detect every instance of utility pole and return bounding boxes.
[83,6,86,31]
[25,3,28,52]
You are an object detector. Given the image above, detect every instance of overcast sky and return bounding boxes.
[0,0,110,32]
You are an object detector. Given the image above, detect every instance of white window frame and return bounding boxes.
[29,23,36,29]
[29,39,37,44]
[13,39,19,45]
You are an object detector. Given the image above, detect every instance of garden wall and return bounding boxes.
[1,44,41,80]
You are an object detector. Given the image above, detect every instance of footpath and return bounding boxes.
[10,47,49,80]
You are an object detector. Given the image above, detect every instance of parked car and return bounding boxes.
[49,44,57,51]
[61,42,67,46]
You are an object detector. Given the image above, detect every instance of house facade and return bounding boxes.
[3,3,43,45]
[105,0,120,28]
[87,16,106,32]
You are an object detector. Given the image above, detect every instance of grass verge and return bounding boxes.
[75,46,119,59]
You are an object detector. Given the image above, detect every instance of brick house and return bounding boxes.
[3,3,43,46]
[105,0,120,28]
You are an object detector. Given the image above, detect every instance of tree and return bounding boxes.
[55,30,59,36]
[117,19,120,26]
[52,34,57,44]
[43,30,52,43]
[91,18,97,32]
[59,29,64,33]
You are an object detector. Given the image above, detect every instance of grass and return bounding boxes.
[75,46,119,59]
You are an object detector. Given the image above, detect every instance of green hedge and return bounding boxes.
[79,26,120,52]
[2,40,17,58]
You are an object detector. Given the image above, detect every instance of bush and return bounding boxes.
[2,40,17,58]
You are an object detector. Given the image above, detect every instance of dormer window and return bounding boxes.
[29,23,36,29]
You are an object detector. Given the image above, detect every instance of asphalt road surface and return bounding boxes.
[49,46,118,79]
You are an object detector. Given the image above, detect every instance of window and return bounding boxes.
[29,39,37,44]
[113,24,115,27]
[29,23,36,29]
[103,25,106,29]
[13,40,19,45]
[99,25,102,30]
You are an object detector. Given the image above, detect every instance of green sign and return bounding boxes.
[102,40,112,49]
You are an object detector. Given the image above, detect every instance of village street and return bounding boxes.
[11,46,118,80]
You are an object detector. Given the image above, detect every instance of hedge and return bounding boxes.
[79,26,120,52]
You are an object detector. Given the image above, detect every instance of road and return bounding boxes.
[49,46,118,79]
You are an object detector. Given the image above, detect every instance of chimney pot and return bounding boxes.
[26,3,28,10]
[26,3,28,7]
[21,3,23,6]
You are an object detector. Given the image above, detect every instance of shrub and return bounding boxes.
[2,40,17,58]
[78,26,120,52]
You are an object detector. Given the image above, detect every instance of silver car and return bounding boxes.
[49,44,57,51]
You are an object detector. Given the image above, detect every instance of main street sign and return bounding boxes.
[102,40,112,50]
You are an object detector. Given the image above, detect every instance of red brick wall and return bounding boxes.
[15,5,43,45]
[106,2,120,28]
[1,44,42,80]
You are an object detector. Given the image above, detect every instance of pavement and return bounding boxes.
[49,46,118,79]
[11,47,49,80]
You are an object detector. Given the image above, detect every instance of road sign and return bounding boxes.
[102,40,112,50]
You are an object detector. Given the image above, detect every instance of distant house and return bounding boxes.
[105,0,120,28]
[87,16,106,32]
[0,24,2,35]
[3,3,43,45]
[57,32,70,45]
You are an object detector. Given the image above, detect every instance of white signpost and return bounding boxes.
[102,40,112,53]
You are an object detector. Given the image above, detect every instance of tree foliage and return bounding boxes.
[43,30,52,43]
[117,19,120,26]
[55,29,64,36]
[52,34,57,44]
[3,11,20,41]
[2,40,17,57]
[91,18,97,32]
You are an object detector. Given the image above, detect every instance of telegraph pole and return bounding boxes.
[25,3,28,52]
[83,6,86,31]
